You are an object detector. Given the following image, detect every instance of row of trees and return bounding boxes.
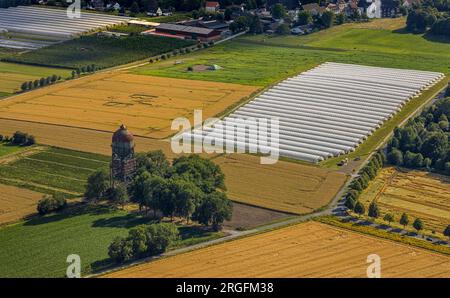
[352,200,450,239]
[386,97,450,175]
[108,222,179,263]
[20,75,62,92]
[84,151,233,231]
[345,151,385,216]
[71,64,99,79]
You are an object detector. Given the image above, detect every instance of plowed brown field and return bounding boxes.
[0,72,258,139]
[360,167,450,235]
[104,222,450,278]
[0,184,43,225]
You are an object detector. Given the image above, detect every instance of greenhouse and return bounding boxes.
[182,63,444,163]
[0,6,131,49]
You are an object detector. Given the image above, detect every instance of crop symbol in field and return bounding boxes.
[171,110,279,164]
[66,254,81,278]
[66,0,81,19]
[366,254,381,278]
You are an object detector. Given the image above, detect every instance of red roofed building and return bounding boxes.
[205,1,220,13]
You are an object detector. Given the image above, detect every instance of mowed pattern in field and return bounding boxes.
[0,184,43,225]
[214,154,346,214]
[105,221,450,278]
[360,167,450,234]
[0,72,258,139]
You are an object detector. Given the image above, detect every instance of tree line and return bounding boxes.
[20,75,62,92]
[70,64,99,79]
[386,96,450,175]
[405,0,450,37]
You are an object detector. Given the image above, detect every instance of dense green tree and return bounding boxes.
[368,201,380,219]
[383,213,394,225]
[413,218,424,234]
[421,132,448,161]
[400,213,409,228]
[109,183,129,208]
[297,10,312,25]
[37,194,67,215]
[84,169,109,201]
[249,15,263,34]
[320,11,335,28]
[444,225,450,240]
[192,191,233,231]
[388,148,404,165]
[271,3,286,19]
[171,155,225,193]
[130,1,140,16]
[344,196,356,210]
[135,150,170,177]
[21,82,28,91]
[354,201,365,216]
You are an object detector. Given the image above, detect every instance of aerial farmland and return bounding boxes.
[0,1,449,287]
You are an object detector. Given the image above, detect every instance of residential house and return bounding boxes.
[301,3,326,16]
[359,0,381,18]
[205,1,220,13]
[402,0,420,9]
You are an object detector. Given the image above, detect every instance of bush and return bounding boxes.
[37,195,67,215]
[108,223,179,263]
[11,131,35,146]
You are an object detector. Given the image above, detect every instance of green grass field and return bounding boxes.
[4,35,194,69]
[0,142,26,158]
[0,147,110,196]
[0,204,223,277]
[0,61,71,95]
[132,19,450,86]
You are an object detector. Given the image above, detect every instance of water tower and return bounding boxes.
[111,124,137,183]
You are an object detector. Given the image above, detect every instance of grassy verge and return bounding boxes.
[316,216,450,256]
[0,204,223,277]
[0,142,26,158]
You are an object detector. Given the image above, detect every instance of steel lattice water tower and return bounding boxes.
[111,124,137,183]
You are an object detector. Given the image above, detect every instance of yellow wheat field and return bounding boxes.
[360,167,450,234]
[104,221,450,278]
[0,184,43,225]
[0,119,341,214]
[0,72,258,139]
[214,154,347,214]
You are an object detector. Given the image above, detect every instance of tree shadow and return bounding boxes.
[92,213,156,229]
[23,203,113,226]
[178,225,213,240]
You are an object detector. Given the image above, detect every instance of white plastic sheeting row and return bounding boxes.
[183,62,444,163]
[0,6,131,49]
